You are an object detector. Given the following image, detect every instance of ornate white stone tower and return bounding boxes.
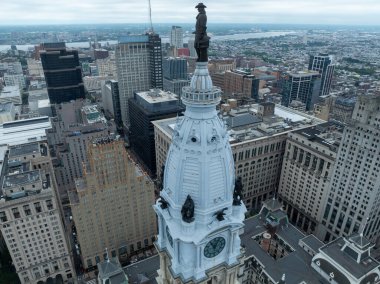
[154,61,246,284]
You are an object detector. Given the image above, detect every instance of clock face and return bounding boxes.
[204,237,226,258]
[166,226,173,247]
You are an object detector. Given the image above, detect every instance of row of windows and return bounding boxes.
[0,200,53,222]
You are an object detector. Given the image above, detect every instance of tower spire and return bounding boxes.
[105,247,110,263]
[153,5,246,284]
[360,217,369,237]
[148,0,154,33]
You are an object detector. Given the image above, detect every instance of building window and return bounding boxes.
[23,205,31,216]
[46,200,53,210]
[87,259,93,267]
[12,208,20,219]
[0,211,7,222]
[34,202,42,213]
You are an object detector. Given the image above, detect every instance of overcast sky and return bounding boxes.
[1,0,380,25]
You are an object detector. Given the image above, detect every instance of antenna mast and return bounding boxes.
[148,0,154,33]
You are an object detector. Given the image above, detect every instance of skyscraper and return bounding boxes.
[69,136,157,270]
[309,53,335,97]
[281,71,321,111]
[46,100,114,205]
[278,122,343,234]
[116,34,163,128]
[101,79,122,129]
[223,69,256,100]
[148,33,163,89]
[154,61,246,282]
[163,57,187,80]
[318,94,380,243]
[170,26,183,49]
[116,35,150,128]
[162,57,189,97]
[0,142,75,284]
[128,89,184,177]
[40,42,85,104]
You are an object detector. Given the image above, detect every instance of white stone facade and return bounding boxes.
[154,62,246,283]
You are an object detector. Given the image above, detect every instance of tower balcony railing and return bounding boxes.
[182,86,221,105]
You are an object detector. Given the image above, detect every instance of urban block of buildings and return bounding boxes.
[153,102,326,212]
[46,100,114,205]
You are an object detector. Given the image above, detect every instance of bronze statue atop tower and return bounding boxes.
[193,3,210,62]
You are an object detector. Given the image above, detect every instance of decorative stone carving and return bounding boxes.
[233,176,243,206]
[181,195,195,223]
[213,207,228,221]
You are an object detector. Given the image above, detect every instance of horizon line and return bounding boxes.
[0,22,380,27]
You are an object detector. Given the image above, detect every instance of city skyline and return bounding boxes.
[1,0,380,26]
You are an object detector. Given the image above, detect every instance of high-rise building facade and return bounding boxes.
[148,33,163,89]
[116,34,163,127]
[281,71,321,111]
[40,42,85,104]
[27,58,45,78]
[129,89,184,177]
[46,100,115,205]
[170,26,183,48]
[163,57,187,80]
[69,136,157,270]
[96,52,117,78]
[162,57,189,97]
[309,53,335,97]
[223,69,256,100]
[101,79,122,129]
[318,94,380,243]
[187,36,197,58]
[331,96,356,124]
[154,61,246,283]
[278,122,343,234]
[0,142,75,284]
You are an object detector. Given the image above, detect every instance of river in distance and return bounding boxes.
[0,31,296,52]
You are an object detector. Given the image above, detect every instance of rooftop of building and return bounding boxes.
[98,258,128,284]
[300,234,324,254]
[0,116,51,146]
[335,96,357,106]
[0,86,20,98]
[81,105,107,124]
[349,234,373,250]
[287,70,320,77]
[8,142,45,158]
[317,236,380,279]
[153,103,326,144]
[131,89,183,115]
[3,170,41,189]
[135,89,179,104]
[122,202,328,284]
[1,143,50,199]
[292,122,344,152]
[38,99,50,109]
[40,42,66,50]
[241,204,328,284]
[124,255,159,284]
[0,102,14,113]
[119,35,149,44]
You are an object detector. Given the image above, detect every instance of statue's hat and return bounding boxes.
[195,3,207,8]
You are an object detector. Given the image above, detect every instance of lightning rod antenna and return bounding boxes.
[148,0,154,33]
